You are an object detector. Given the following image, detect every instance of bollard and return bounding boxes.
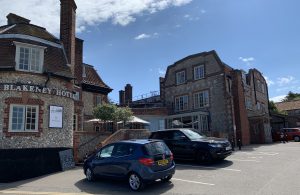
[237,139,241,150]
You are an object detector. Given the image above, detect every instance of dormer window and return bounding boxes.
[14,42,45,73]
[176,70,186,85]
[194,65,205,80]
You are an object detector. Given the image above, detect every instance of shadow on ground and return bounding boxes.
[74,178,174,195]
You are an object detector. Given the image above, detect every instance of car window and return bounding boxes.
[151,132,170,139]
[112,144,135,157]
[171,131,186,140]
[97,145,114,158]
[181,129,205,140]
[143,141,170,156]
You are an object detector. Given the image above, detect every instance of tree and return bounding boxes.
[93,103,133,132]
[115,106,133,128]
[282,91,300,102]
[269,101,278,113]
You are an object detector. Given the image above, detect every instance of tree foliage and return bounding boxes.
[282,91,300,102]
[93,103,133,131]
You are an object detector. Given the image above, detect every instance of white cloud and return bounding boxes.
[134,33,151,40]
[134,32,159,40]
[0,0,193,35]
[200,9,207,14]
[183,14,200,21]
[277,76,295,86]
[158,68,166,75]
[238,57,255,66]
[270,95,286,103]
[264,76,275,86]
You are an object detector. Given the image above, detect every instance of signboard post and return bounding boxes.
[49,106,63,128]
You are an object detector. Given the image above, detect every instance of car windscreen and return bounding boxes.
[181,129,205,140]
[143,141,170,156]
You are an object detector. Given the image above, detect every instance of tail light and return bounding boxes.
[170,152,174,161]
[139,158,154,166]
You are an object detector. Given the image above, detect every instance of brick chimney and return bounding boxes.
[7,13,30,25]
[124,84,132,105]
[119,90,125,106]
[60,0,77,75]
[75,38,83,84]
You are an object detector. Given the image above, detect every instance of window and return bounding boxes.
[175,95,189,111]
[15,42,45,73]
[199,115,209,132]
[73,114,77,131]
[176,71,186,85]
[113,144,135,157]
[194,65,205,80]
[97,145,115,158]
[95,95,102,106]
[194,90,209,109]
[9,104,39,132]
[245,98,252,110]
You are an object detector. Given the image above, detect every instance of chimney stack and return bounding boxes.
[75,38,83,84]
[119,90,125,106]
[125,84,132,105]
[60,0,77,75]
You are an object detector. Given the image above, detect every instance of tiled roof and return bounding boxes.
[0,23,59,43]
[82,64,111,90]
[275,100,300,111]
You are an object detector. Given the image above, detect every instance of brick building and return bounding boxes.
[0,0,112,160]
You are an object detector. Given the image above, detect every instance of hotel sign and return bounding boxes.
[0,83,78,99]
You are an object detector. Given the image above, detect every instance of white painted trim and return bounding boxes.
[13,41,47,49]
[14,42,45,73]
[0,24,16,34]
[0,34,62,48]
[8,104,39,132]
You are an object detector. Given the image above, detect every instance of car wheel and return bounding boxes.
[86,167,94,182]
[197,151,212,163]
[161,175,173,182]
[128,172,144,191]
[294,136,300,142]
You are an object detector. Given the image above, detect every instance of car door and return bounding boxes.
[168,131,194,159]
[106,143,135,179]
[92,144,115,177]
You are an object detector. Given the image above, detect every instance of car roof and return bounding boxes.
[117,139,162,145]
[152,128,192,132]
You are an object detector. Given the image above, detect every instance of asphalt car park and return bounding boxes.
[1,142,300,195]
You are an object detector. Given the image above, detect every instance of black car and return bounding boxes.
[83,139,175,191]
[149,129,232,163]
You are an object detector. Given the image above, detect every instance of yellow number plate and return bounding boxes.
[157,159,169,166]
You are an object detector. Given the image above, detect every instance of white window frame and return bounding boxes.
[175,95,189,111]
[14,41,45,73]
[9,104,39,132]
[194,65,205,80]
[176,71,186,85]
[194,90,209,109]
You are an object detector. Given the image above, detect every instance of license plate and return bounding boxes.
[157,159,169,166]
[226,146,232,151]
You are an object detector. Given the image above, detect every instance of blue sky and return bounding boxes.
[1,0,300,103]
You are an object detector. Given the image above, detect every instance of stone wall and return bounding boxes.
[162,53,233,136]
[0,72,74,149]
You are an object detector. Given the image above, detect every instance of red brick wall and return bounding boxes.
[231,70,251,145]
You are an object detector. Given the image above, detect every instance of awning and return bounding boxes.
[118,116,150,124]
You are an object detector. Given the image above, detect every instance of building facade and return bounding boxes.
[0,0,112,155]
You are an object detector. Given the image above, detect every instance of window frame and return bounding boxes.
[176,70,186,85]
[193,65,205,80]
[14,41,45,74]
[9,104,39,132]
[193,90,209,109]
[174,95,189,111]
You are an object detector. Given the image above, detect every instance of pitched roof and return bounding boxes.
[275,100,300,111]
[0,23,59,43]
[82,64,112,90]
